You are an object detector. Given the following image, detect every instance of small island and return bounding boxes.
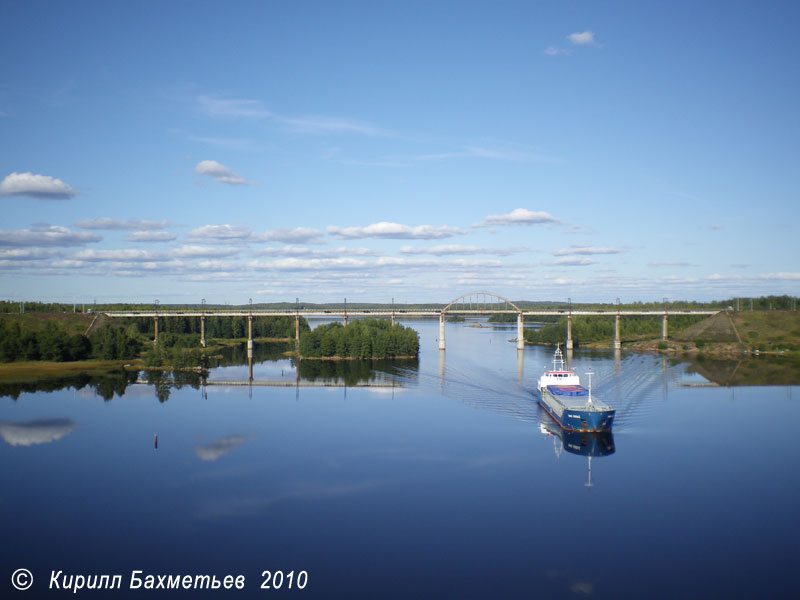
[298,318,419,359]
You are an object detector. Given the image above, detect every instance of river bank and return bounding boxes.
[524,311,800,358]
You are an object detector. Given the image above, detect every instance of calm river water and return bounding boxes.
[2,319,799,598]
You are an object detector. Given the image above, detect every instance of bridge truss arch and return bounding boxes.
[442,291,522,313]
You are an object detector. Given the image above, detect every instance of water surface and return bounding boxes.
[2,319,798,598]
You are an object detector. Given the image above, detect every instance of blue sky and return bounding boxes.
[1,0,798,304]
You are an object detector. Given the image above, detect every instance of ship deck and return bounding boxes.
[543,386,613,412]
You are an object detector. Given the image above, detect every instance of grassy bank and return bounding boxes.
[576,311,800,356]
[0,358,143,382]
[0,312,95,335]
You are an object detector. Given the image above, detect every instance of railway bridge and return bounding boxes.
[103,291,720,351]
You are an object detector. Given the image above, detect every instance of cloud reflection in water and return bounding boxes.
[194,435,249,461]
[0,418,77,446]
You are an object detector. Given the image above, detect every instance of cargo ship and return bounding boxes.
[537,346,615,432]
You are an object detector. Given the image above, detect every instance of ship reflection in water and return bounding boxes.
[539,418,615,488]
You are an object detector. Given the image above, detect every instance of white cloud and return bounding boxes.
[125,231,178,242]
[473,208,561,228]
[259,227,326,244]
[245,255,503,275]
[0,226,101,247]
[172,245,239,258]
[75,218,170,230]
[186,224,254,243]
[280,115,387,136]
[249,257,370,271]
[253,246,378,258]
[186,224,326,245]
[648,261,695,267]
[567,30,596,45]
[0,172,77,199]
[399,244,527,256]
[414,146,546,163]
[550,257,597,266]
[197,94,389,136]
[73,249,168,262]
[758,272,800,280]
[552,245,622,256]
[544,46,569,56]
[194,160,255,186]
[327,221,467,240]
[197,95,272,119]
[377,257,502,269]
[0,248,62,260]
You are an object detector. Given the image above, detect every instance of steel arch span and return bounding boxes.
[442,292,522,313]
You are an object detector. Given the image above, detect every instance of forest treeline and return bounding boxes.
[0,316,310,364]
[524,315,706,346]
[299,319,419,359]
[0,320,138,362]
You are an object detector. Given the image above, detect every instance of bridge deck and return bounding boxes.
[106,309,720,318]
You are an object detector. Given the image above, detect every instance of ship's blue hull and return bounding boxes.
[538,390,615,433]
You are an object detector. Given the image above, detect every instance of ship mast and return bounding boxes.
[553,344,565,371]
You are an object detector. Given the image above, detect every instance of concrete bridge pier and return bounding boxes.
[200,316,206,348]
[438,313,446,350]
[295,315,300,345]
[614,314,621,350]
[566,314,573,350]
[247,315,254,356]
[391,313,396,326]
[517,313,525,350]
[153,317,159,346]
[662,314,669,340]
